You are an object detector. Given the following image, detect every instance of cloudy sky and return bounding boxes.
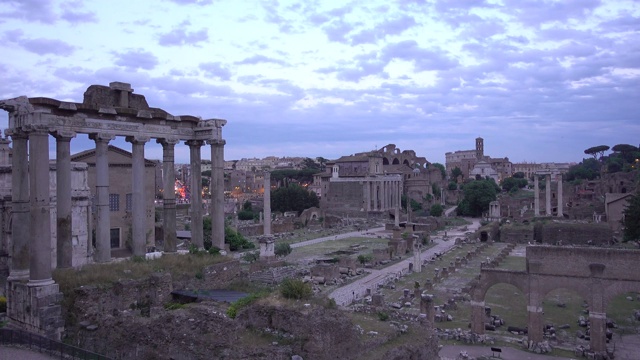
[0,0,638,165]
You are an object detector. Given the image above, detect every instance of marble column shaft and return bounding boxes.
[28,128,54,285]
[158,139,178,253]
[528,305,544,343]
[127,136,149,256]
[187,140,203,249]
[8,131,30,279]
[90,133,114,263]
[557,174,563,218]
[264,171,271,235]
[534,176,540,216]
[209,140,225,250]
[54,132,75,269]
[545,174,551,216]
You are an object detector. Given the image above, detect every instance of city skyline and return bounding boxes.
[1,0,638,164]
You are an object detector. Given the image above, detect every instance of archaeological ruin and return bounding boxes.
[0,82,227,338]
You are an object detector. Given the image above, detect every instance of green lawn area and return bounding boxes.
[287,236,389,262]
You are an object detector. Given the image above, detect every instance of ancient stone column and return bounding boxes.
[589,311,607,354]
[186,140,204,249]
[545,174,551,216]
[7,130,30,280]
[208,139,225,250]
[365,181,371,211]
[470,300,485,335]
[263,170,271,235]
[557,174,563,218]
[28,127,54,285]
[127,136,149,257]
[53,131,75,269]
[157,138,179,252]
[527,305,544,343]
[534,175,540,216]
[90,133,114,263]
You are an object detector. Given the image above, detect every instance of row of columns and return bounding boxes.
[7,126,226,284]
[533,174,563,217]
[363,179,401,211]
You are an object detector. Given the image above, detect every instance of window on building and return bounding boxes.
[126,193,132,211]
[109,194,120,211]
[110,228,121,248]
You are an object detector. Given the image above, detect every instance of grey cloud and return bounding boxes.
[235,55,288,66]
[504,0,602,27]
[0,0,57,23]
[382,40,458,71]
[323,19,354,42]
[113,49,159,70]
[158,25,209,46]
[350,15,416,45]
[165,0,213,5]
[599,15,640,32]
[60,10,97,23]
[4,29,76,56]
[199,62,232,81]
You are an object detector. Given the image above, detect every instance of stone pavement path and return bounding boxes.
[0,346,56,359]
[290,227,385,248]
[439,344,576,360]
[328,218,481,306]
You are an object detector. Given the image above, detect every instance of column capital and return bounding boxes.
[207,139,226,146]
[51,130,76,141]
[125,135,150,144]
[156,137,180,147]
[185,139,204,148]
[89,132,115,143]
[5,128,28,139]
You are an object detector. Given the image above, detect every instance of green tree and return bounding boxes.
[237,200,256,220]
[451,167,463,181]
[401,195,423,212]
[566,158,600,181]
[622,191,640,242]
[513,172,525,179]
[430,203,444,217]
[315,157,329,170]
[271,184,319,214]
[431,163,446,179]
[584,145,610,161]
[274,242,292,257]
[500,177,528,192]
[432,183,441,197]
[456,179,498,217]
[357,254,373,265]
[203,216,255,251]
[301,157,320,170]
[448,181,458,190]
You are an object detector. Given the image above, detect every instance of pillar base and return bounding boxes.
[7,279,64,340]
[27,278,55,287]
[7,269,30,281]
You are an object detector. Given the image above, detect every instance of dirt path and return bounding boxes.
[439,344,576,360]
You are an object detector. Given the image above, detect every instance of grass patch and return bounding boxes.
[497,256,526,271]
[227,292,269,319]
[53,253,232,294]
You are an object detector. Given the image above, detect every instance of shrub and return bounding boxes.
[274,242,292,257]
[242,251,259,263]
[164,302,185,310]
[208,246,221,256]
[377,311,389,321]
[227,293,265,319]
[357,254,373,265]
[325,298,337,309]
[280,278,312,300]
[430,204,444,217]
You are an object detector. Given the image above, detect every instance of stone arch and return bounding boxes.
[392,158,400,165]
[383,158,389,165]
[472,270,529,302]
[602,281,640,310]
[403,159,410,167]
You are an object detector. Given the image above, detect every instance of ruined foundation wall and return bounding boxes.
[526,246,640,281]
[539,222,611,245]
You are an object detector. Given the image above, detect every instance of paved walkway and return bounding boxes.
[0,347,55,359]
[439,344,576,360]
[328,218,480,306]
[290,227,385,248]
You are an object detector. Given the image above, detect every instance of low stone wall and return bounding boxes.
[71,260,241,322]
[238,222,295,237]
[500,224,534,244]
[540,222,611,245]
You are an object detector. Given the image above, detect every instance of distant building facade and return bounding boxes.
[446,137,512,182]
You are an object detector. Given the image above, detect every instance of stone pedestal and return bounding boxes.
[388,226,407,257]
[527,305,544,343]
[420,292,435,324]
[470,300,485,335]
[7,280,64,340]
[258,234,275,261]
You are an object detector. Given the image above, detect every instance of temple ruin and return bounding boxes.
[0,82,227,338]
